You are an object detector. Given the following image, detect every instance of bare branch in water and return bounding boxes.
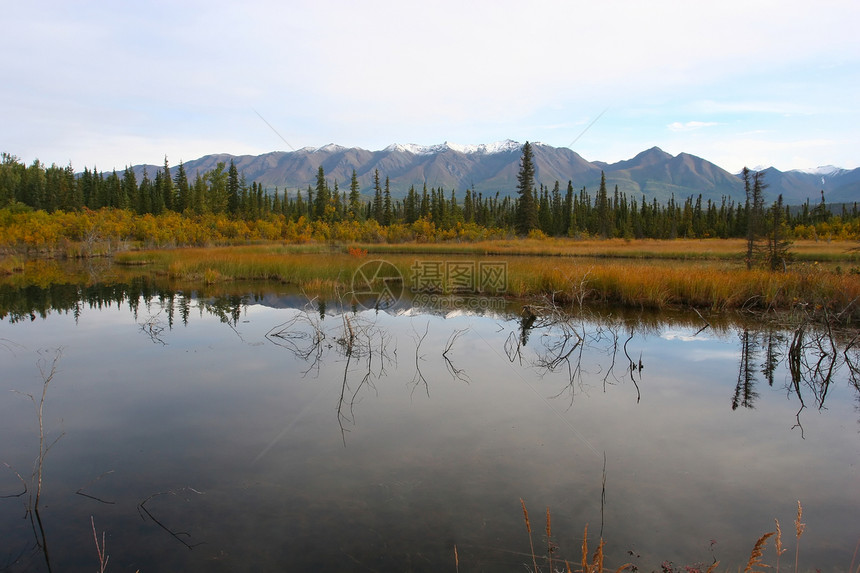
[137,488,205,550]
[442,328,471,383]
[410,320,430,397]
[139,312,168,345]
[91,516,109,573]
[76,470,116,505]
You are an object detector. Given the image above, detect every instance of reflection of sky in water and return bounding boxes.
[1,297,858,572]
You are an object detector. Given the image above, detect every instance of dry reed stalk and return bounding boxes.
[520,498,539,573]
[593,538,604,573]
[744,531,775,573]
[453,544,459,573]
[794,500,805,573]
[91,516,109,573]
[581,524,589,573]
[774,518,786,573]
[546,507,553,573]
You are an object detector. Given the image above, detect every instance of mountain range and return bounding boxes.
[130,141,859,205]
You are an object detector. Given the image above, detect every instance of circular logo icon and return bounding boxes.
[351,260,404,310]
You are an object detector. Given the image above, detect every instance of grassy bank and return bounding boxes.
[99,240,860,322]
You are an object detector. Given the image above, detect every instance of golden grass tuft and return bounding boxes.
[775,518,786,573]
[794,500,805,573]
[744,531,775,573]
[521,498,539,573]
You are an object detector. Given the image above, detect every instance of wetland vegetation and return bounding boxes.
[2,148,860,571]
[1,276,858,571]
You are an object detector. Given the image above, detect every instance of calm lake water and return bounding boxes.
[0,281,858,572]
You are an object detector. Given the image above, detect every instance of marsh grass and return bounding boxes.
[11,241,860,320]
[356,238,860,262]
[509,500,846,573]
[517,500,632,573]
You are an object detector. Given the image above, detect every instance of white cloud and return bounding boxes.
[2,0,859,171]
[668,121,720,132]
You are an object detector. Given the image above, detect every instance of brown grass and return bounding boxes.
[503,500,845,573]
[744,531,775,573]
[8,240,860,320]
[794,501,805,573]
[518,502,632,573]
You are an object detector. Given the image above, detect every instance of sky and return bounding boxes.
[2,0,859,174]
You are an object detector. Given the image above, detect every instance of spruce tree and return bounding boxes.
[227,160,240,216]
[372,169,383,223]
[348,169,362,220]
[139,168,153,214]
[382,176,393,226]
[515,141,538,234]
[161,156,175,211]
[766,194,792,271]
[743,167,767,269]
[173,161,190,213]
[314,166,330,221]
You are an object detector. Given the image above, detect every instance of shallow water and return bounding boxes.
[0,284,858,572]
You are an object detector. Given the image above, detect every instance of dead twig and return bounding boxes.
[137,488,205,550]
[91,516,109,573]
[76,470,116,505]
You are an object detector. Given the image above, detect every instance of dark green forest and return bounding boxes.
[2,148,858,241]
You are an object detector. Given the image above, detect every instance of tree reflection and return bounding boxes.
[725,316,860,436]
[4,280,860,436]
[518,300,646,406]
[733,329,760,410]
[266,301,396,445]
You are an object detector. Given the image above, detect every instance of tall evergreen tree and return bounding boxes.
[382,176,393,226]
[313,166,331,221]
[227,160,240,216]
[173,161,190,213]
[372,169,383,223]
[563,181,573,235]
[596,172,611,238]
[743,167,767,269]
[766,194,792,271]
[348,169,362,220]
[515,141,538,234]
[106,169,125,209]
[160,156,175,211]
[138,168,153,214]
[205,162,229,214]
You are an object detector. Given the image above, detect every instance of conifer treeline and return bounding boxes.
[1,152,857,240]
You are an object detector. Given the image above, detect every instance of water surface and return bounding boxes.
[0,283,858,572]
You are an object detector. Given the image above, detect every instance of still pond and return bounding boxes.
[0,281,858,572]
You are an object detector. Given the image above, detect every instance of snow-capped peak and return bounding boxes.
[316,143,347,153]
[384,140,522,155]
[796,165,845,176]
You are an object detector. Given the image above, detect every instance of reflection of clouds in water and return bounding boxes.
[658,329,738,361]
[661,329,714,342]
[685,348,739,361]
[657,329,738,363]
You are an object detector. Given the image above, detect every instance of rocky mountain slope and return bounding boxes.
[130,141,857,204]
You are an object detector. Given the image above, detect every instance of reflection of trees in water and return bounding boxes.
[733,329,760,410]
[265,301,475,445]
[5,281,859,432]
[2,349,64,572]
[517,300,860,431]
[266,302,397,445]
[729,318,859,435]
[516,301,649,406]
